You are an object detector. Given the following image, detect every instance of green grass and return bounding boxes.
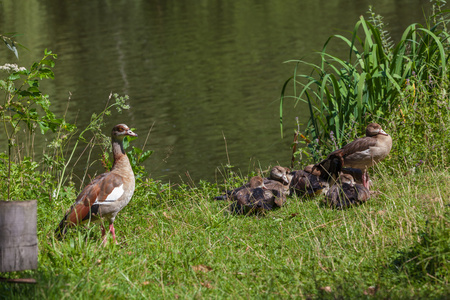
[1,166,449,299]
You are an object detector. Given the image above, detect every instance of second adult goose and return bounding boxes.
[316,123,392,189]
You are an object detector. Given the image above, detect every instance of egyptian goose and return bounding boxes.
[229,176,287,214]
[55,124,137,244]
[341,167,372,187]
[290,157,342,197]
[214,166,291,201]
[315,123,392,189]
[324,173,370,209]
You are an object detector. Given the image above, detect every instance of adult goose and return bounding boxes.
[315,123,392,189]
[214,166,291,201]
[324,173,370,209]
[230,176,287,214]
[55,124,137,244]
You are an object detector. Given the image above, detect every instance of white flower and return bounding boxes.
[0,63,26,72]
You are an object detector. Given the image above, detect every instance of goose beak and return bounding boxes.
[282,175,289,184]
[378,129,388,136]
[127,129,138,137]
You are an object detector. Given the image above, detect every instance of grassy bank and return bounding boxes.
[1,164,448,299]
[1,3,449,298]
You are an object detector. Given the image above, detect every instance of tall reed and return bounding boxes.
[280,6,450,163]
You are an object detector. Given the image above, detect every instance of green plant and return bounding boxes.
[385,71,450,170]
[280,6,450,164]
[0,49,75,200]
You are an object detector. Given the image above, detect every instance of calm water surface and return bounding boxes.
[0,0,431,184]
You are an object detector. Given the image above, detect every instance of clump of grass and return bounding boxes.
[281,2,450,166]
[391,210,449,283]
[1,165,449,298]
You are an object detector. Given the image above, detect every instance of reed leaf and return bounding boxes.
[281,13,450,160]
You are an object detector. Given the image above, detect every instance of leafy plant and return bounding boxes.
[280,5,450,164]
[0,49,75,200]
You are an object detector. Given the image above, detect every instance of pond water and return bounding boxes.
[0,0,431,184]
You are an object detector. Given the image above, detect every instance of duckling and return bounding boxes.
[290,156,342,197]
[341,167,372,187]
[268,165,291,185]
[231,176,287,214]
[214,166,290,200]
[324,174,370,209]
[316,123,392,189]
[289,169,329,197]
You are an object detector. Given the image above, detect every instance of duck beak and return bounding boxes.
[282,175,289,184]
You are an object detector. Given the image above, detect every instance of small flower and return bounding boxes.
[0,63,26,72]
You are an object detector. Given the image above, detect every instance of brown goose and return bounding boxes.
[55,124,137,244]
[214,166,290,200]
[230,176,287,214]
[324,173,370,209]
[316,123,392,189]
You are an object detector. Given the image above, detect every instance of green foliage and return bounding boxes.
[392,210,450,282]
[280,5,450,165]
[1,167,449,298]
[0,49,75,135]
[386,71,450,171]
[0,47,151,202]
[0,49,76,200]
[0,153,53,201]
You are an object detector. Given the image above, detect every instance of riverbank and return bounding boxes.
[1,165,448,299]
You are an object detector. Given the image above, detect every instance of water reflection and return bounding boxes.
[0,0,430,183]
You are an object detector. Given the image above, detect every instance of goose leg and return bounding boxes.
[100,223,118,245]
[109,223,117,244]
[100,223,117,245]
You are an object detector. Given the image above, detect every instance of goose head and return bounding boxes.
[112,124,138,140]
[366,123,388,137]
